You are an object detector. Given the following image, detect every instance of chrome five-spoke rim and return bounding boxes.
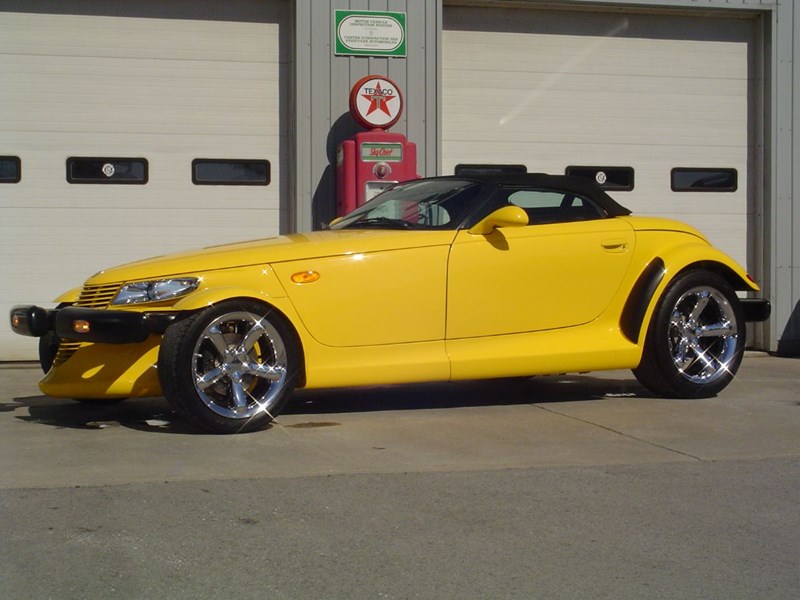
[191,311,288,420]
[668,286,739,384]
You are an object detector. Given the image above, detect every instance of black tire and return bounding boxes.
[39,302,73,374]
[38,330,61,374]
[158,300,300,434]
[633,270,745,398]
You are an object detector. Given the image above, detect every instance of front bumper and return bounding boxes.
[10,305,179,344]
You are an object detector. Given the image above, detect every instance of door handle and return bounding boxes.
[601,239,628,253]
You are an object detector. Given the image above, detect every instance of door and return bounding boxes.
[446,189,635,339]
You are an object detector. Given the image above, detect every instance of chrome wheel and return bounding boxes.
[160,300,300,433]
[191,310,288,421]
[667,287,739,385]
[633,270,745,399]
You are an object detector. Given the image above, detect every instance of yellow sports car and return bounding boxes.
[10,168,770,433]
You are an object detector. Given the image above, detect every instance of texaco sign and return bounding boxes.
[349,75,404,130]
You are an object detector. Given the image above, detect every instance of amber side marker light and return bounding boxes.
[291,271,320,284]
[73,320,91,334]
[10,314,21,328]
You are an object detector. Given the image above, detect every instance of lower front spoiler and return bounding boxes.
[10,305,179,343]
[39,336,164,399]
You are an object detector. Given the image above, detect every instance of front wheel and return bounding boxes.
[158,300,301,434]
[633,270,745,398]
[38,330,61,374]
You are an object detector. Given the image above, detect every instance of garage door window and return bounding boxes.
[671,168,737,192]
[0,157,21,183]
[565,166,634,191]
[67,158,148,184]
[192,159,271,186]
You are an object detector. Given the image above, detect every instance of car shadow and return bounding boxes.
[10,394,203,434]
[287,373,652,415]
[8,373,653,434]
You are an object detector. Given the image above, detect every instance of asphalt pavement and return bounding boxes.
[1,354,799,599]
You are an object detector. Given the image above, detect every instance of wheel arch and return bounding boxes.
[659,241,758,293]
[673,260,754,293]
[171,291,307,388]
[623,245,756,346]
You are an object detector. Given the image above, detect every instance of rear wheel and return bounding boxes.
[158,300,300,434]
[633,270,744,398]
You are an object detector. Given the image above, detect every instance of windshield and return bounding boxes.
[330,179,485,230]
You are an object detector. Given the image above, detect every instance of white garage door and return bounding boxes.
[0,2,287,360]
[443,6,755,269]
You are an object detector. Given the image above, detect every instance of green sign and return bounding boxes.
[361,143,403,162]
[335,10,406,57]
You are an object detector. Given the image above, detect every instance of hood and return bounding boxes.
[86,229,456,285]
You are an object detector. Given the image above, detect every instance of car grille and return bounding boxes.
[53,341,82,367]
[54,282,121,366]
[75,283,121,308]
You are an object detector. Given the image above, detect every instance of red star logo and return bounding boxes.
[361,82,396,117]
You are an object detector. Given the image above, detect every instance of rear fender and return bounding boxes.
[658,244,758,293]
[626,242,758,345]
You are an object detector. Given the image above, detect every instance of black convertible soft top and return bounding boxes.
[450,165,632,217]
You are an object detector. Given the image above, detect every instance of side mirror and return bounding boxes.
[468,205,528,235]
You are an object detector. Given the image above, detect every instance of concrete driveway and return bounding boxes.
[1,354,799,598]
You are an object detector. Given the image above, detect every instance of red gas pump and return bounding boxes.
[336,75,419,216]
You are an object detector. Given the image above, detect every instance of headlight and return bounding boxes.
[112,278,199,305]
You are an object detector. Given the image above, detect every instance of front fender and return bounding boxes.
[171,264,289,311]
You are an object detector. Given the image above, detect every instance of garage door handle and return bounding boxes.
[601,239,628,252]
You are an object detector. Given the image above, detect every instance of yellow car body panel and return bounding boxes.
[447,321,641,381]
[300,340,450,388]
[169,265,290,311]
[272,231,455,347]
